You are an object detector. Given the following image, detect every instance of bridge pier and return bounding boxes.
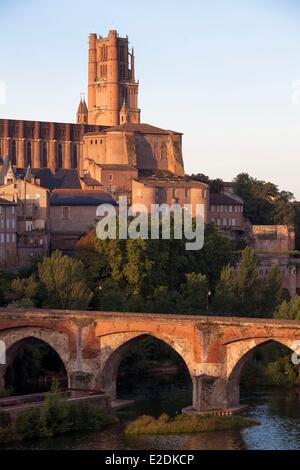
[69,371,95,393]
[192,375,228,412]
[0,364,6,391]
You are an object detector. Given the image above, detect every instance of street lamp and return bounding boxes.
[207,289,212,317]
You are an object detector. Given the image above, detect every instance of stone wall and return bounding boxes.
[252,225,295,253]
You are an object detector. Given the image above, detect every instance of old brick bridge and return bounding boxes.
[1,309,300,412]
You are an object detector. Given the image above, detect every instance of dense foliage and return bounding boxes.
[75,223,240,315]
[274,296,300,320]
[0,225,286,318]
[240,342,299,388]
[233,173,295,226]
[212,247,283,317]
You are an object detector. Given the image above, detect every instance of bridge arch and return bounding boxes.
[226,338,299,408]
[99,332,193,399]
[0,327,72,391]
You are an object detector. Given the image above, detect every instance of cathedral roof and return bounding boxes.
[104,123,182,135]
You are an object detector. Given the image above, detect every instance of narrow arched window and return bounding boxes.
[11,140,17,166]
[42,142,48,167]
[73,144,78,169]
[26,141,32,167]
[57,144,63,169]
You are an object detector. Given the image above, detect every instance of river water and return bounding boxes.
[2,374,300,450]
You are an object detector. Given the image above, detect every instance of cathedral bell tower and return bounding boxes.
[77,94,88,124]
[87,30,141,126]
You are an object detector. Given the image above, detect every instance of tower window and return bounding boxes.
[26,141,32,167]
[42,142,48,167]
[101,45,107,61]
[57,144,63,169]
[11,140,17,166]
[73,144,78,169]
[120,64,126,80]
[119,45,125,61]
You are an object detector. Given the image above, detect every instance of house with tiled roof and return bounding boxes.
[50,189,117,253]
[208,192,249,235]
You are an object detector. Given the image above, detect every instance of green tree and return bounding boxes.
[9,275,38,307]
[234,173,295,225]
[38,251,93,310]
[123,239,154,296]
[0,273,11,306]
[213,247,260,316]
[212,247,282,317]
[176,273,208,315]
[260,266,282,317]
[75,220,237,314]
[212,265,237,315]
[275,296,300,320]
[209,178,224,194]
[94,279,128,312]
[148,286,176,314]
[76,229,109,289]
[192,224,237,286]
[236,247,260,310]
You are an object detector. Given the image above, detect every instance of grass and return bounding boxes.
[125,413,259,435]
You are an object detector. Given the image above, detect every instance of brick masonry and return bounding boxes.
[0,309,300,411]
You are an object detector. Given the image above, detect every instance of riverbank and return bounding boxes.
[0,385,118,445]
[1,388,300,450]
[125,413,259,435]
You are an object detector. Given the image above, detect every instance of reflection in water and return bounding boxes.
[2,375,300,450]
[240,391,300,450]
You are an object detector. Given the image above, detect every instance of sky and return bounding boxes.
[0,0,300,198]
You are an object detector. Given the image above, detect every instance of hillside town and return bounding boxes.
[0,30,299,299]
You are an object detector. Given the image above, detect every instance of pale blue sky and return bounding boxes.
[1,0,300,198]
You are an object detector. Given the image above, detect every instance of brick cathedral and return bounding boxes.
[0,30,212,270]
[0,29,297,299]
[0,30,208,213]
